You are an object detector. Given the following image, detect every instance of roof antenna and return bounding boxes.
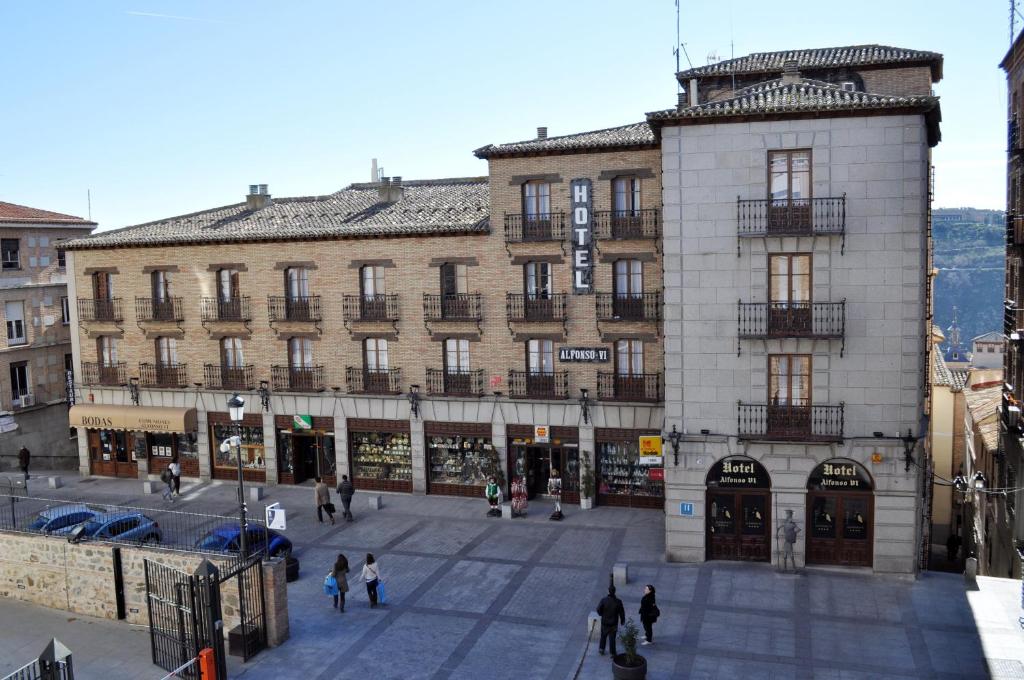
[730,0,736,91]
[673,0,693,82]
[87,189,91,221]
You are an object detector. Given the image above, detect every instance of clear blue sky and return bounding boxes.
[0,0,1010,230]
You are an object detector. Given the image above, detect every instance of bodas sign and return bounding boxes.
[570,178,593,294]
[79,415,114,428]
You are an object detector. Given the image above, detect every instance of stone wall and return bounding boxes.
[0,401,78,472]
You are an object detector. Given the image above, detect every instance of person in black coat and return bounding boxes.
[639,584,659,645]
[596,586,625,657]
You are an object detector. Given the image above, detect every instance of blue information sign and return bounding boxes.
[679,502,694,516]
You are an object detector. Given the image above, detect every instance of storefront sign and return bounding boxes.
[65,369,75,408]
[871,452,883,464]
[265,502,287,530]
[807,459,873,491]
[648,467,664,481]
[638,436,663,465]
[534,425,550,444]
[69,404,197,434]
[706,456,771,488]
[293,414,312,430]
[679,502,694,516]
[558,346,609,363]
[570,178,593,294]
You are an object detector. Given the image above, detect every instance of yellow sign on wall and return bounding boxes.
[639,435,663,465]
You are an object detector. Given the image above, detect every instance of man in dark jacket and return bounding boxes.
[337,475,355,521]
[596,586,625,657]
[17,447,30,482]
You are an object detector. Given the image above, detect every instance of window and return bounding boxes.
[769,150,811,202]
[360,265,385,298]
[613,260,643,297]
[218,268,240,301]
[1,239,19,270]
[289,337,313,369]
[10,361,29,401]
[522,181,551,218]
[439,263,467,297]
[840,81,856,92]
[285,267,309,299]
[221,337,244,368]
[444,338,470,373]
[769,355,811,406]
[769,254,811,304]
[151,270,171,302]
[612,176,641,215]
[363,338,389,371]
[64,353,73,375]
[527,339,553,374]
[39,256,49,267]
[615,339,644,376]
[57,249,66,268]
[5,301,25,345]
[61,296,70,324]
[92,271,113,299]
[98,336,118,366]
[155,337,177,366]
[524,262,552,298]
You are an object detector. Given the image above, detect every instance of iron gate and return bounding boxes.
[219,555,267,661]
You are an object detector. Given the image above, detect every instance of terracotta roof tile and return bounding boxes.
[0,201,96,226]
[474,122,655,159]
[676,44,942,80]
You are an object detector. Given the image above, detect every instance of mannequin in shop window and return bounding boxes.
[511,476,528,518]
[548,468,563,521]
[485,477,502,517]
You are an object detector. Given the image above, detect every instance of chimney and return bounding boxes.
[371,158,379,182]
[537,127,548,140]
[377,176,404,203]
[782,59,801,84]
[677,91,687,109]
[246,183,272,210]
[688,78,699,107]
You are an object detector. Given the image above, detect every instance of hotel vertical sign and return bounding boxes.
[570,178,593,294]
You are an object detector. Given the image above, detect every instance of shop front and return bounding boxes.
[425,421,499,497]
[147,432,199,476]
[507,425,580,504]
[806,459,873,567]
[705,456,772,562]
[209,411,267,483]
[70,404,198,479]
[275,415,336,485]
[595,428,665,509]
[348,418,413,493]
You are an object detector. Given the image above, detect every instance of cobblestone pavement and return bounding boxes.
[1,472,1023,679]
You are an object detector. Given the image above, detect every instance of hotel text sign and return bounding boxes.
[570,178,593,294]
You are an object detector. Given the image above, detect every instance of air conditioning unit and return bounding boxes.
[14,394,34,408]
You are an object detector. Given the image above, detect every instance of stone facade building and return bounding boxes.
[0,201,95,470]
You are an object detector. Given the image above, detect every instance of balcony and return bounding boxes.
[268,296,321,323]
[1006,301,1022,339]
[1011,116,1021,155]
[346,367,401,394]
[423,293,483,322]
[737,197,846,238]
[597,372,661,402]
[139,363,188,388]
[82,361,126,386]
[504,213,567,243]
[135,297,184,322]
[737,402,844,442]
[271,365,325,392]
[593,209,661,240]
[507,370,569,399]
[426,368,485,396]
[342,295,399,322]
[201,297,252,322]
[78,298,122,323]
[738,301,845,339]
[506,293,567,322]
[596,292,662,322]
[204,364,255,391]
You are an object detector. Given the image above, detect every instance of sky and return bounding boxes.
[0,0,1011,231]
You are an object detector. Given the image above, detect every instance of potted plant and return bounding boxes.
[580,452,595,510]
[612,618,647,679]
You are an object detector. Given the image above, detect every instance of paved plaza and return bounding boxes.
[1,472,1023,679]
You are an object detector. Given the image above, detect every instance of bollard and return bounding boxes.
[613,562,629,587]
[965,557,978,581]
[198,647,216,680]
[141,480,157,494]
[368,495,383,510]
[500,502,513,520]
[249,486,264,502]
[47,476,62,489]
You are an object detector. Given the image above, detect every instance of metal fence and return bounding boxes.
[2,638,74,680]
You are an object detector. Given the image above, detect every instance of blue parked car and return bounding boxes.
[194,523,291,558]
[62,511,162,545]
[27,504,104,535]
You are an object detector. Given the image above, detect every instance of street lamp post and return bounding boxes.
[228,393,248,558]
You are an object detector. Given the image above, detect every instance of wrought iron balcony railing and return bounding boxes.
[737,402,844,442]
[1011,116,1021,155]
[508,370,569,399]
[139,363,188,388]
[426,368,485,396]
[506,293,567,322]
[82,361,126,386]
[346,367,401,394]
[342,294,399,322]
[271,365,324,392]
[268,295,321,323]
[597,372,661,402]
[204,364,255,391]
[135,297,184,322]
[737,196,846,237]
[78,298,122,323]
[593,209,661,240]
[423,293,483,321]
[504,213,567,243]
[200,296,252,322]
[596,292,662,322]
[738,301,845,339]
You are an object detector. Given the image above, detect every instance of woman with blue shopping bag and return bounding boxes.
[361,553,384,607]
[328,553,350,611]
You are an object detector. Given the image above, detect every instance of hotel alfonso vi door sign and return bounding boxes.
[806,459,873,568]
[706,456,772,562]
[570,178,593,294]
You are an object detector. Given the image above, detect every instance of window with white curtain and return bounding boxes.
[364,338,389,371]
[444,338,470,373]
[527,339,554,374]
[289,337,313,369]
[5,301,25,345]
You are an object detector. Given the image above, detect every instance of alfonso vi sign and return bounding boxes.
[570,178,593,294]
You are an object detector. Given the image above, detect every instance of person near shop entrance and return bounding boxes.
[638,584,659,645]
[169,456,181,497]
[596,585,625,657]
[17,446,29,482]
[548,469,562,520]
[511,475,528,518]
[315,477,335,525]
[331,553,350,611]
[337,475,355,521]
[159,464,175,502]
[485,476,501,517]
[946,532,962,562]
[362,553,381,608]
[777,509,800,572]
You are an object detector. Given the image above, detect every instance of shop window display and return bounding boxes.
[597,441,663,498]
[350,432,412,483]
[212,423,265,470]
[428,435,497,487]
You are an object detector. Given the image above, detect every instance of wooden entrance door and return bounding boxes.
[706,490,771,562]
[805,492,873,567]
[88,430,137,478]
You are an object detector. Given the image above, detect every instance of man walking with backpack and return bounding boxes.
[17,447,30,482]
[596,585,625,657]
[159,464,174,502]
[337,474,355,521]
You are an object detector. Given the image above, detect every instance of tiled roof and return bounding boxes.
[933,351,953,387]
[62,178,489,250]
[972,331,1004,343]
[474,122,655,159]
[676,45,942,80]
[648,77,939,122]
[965,385,1002,452]
[0,200,96,226]
[951,370,969,392]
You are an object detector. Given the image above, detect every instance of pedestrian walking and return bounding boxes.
[362,553,381,608]
[315,477,335,525]
[638,584,659,645]
[17,446,30,482]
[596,585,625,657]
[332,553,350,611]
[336,475,355,521]
[169,456,182,496]
[946,532,962,562]
[159,464,174,501]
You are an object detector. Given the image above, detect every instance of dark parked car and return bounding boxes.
[194,523,291,558]
[60,511,162,544]
[27,504,104,535]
